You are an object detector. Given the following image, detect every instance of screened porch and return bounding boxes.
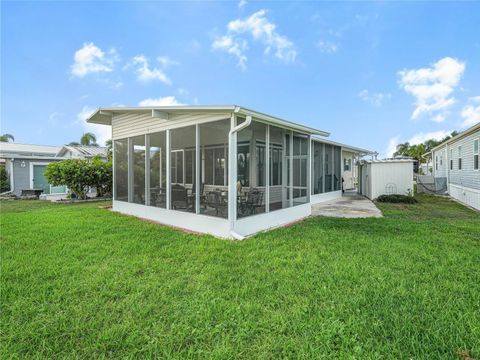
[113,116,314,222]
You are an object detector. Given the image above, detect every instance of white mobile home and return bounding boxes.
[431,122,480,210]
[88,106,371,238]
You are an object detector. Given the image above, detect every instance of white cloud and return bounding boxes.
[358,89,391,107]
[460,96,480,128]
[212,35,248,70]
[157,56,179,68]
[238,0,247,9]
[398,57,465,122]
[76,106,111,146]
[212,9,296,69]
[129,55,172,85]
[385,135,401,158]
[317,40,339,54]
[71,43,118,77]
[408,130,451,145]
[138,96,184,106]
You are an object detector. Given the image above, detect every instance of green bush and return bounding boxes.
[376,194,417,204]
[0,166,10,192]
[44,156,112,200]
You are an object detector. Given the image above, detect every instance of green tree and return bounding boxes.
[105,139,112,161]
[0,134,14,142]
[80,132,98,146]
[44,157,112,200]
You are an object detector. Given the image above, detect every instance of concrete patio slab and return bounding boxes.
[311,193,383,218]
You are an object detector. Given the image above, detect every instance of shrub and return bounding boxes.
[44,156,112,200]
[376,194,417,204]
[0,166,10,192]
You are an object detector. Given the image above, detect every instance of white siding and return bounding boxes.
[448,130,480,191]
[359,161,414,200]
[112,111,232,140]
[449,184,480,211]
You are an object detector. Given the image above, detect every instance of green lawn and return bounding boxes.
[1,195,479,359]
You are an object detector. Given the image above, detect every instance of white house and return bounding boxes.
[431,122,480,210]
[88,105,372,239]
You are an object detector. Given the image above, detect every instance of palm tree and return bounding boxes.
[105,139,112,160]
[80,132,98,146]
[0,134,14,142]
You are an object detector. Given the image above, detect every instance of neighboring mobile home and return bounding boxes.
[88,105,371,238]
[430,122,480,210]
[0,143,108,198]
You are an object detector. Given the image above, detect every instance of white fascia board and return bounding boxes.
[237,107,329,136]
[87,105,329,136]
[312,136,373,154]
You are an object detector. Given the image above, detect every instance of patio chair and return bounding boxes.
[242,189,264,216]
[171,184,188,210]
[205,191,227,217]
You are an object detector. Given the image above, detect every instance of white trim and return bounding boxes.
[29,161,51,189]
[233,202,311,238]
[144,134,150,206]
[166,129,171,210]
[265,124,270,212]
[449,183,480,195]
[448,183,480,211]
[195,124,200,214]
[113,200,231,238]
[473,138,479,171]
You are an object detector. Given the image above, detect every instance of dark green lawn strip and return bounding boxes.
[1,195,479,358]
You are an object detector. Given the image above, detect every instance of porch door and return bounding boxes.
[343,155,354,190]
[33,165,50,194]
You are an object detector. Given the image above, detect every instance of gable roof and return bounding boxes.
[86,105,330,136]
[57,145,108,158]
[0,142,61,158]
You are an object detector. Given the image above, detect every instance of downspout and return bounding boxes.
[228,109,252,240]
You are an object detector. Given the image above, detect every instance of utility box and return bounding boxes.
[358,159,414,200]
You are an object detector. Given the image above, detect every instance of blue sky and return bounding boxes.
[2,1,480,156]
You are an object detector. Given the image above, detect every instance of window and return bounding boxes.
[269,125,289,212]
[435,155,438,171]
[148,131,166,208]
[132,135,145,205]
[185,150,195,184]
[256,142,266,187]
[237,121,266,218]
[114,139,128,201]
[170,126,196,212]
[344,158,351,172]
[325,145,333,192]
[450,149,453,170]
[458,146,462,170]
[293,133,308,205]
[474,139,479,170]
[333,146,341,191]
[439,156,443,166]
[312,142,324,194]
[199,119,230,218]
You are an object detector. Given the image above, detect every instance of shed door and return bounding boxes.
[33,165,50,194]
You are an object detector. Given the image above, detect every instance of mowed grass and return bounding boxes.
[1,195,479,359]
